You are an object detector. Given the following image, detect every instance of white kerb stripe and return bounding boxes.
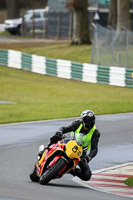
[109,66,126,87]
[57,59,71,79]
[8,50,21,69]
[32,55,46,75]
[82,63,98,83]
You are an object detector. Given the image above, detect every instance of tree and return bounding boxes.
[0,0,6,9]
[19,0,48,9]
[5,0,48,19]
[108,0,130,43]
[108,0,130,30]
[6,0,20,19]
[66,0,91,44]
[116,0,130,31]
[108,0,117,29]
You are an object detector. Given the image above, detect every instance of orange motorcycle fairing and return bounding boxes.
[36,142,66,177]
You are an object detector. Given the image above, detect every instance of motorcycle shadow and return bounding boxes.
[44,182,87,189]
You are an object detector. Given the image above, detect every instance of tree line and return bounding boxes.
[66,0,131,44]
[0,0,131,44]
[0,0,48,18]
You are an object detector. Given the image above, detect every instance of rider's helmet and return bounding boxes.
[81,110,95,129]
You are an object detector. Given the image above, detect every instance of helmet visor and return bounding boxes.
[83,118,92,129]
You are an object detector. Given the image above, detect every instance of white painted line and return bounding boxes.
[0,117,78,126]
[91,174,126,180]
[0,112,133,126]
[92,162,133,174]
[0,101,16,104]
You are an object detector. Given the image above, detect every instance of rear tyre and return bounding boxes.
[29,167,39,182]
[39,158,66,185]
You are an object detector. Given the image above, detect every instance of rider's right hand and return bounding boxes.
[55,131,63,137]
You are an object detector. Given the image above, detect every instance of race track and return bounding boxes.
[0,113,133,200]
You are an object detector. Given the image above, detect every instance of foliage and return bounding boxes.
[124,177,133,187]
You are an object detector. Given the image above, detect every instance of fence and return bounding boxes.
[20,10,109,40]
[21,12,73,39]
[91,23,133,68]
[0,49,133,88]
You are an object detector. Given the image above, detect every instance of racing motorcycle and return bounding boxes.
[29,133,87,185]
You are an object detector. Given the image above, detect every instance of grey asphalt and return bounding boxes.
[0,113,132,200]
[0,35,69,44]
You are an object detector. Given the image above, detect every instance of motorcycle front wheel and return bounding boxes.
[29,167,39,182]
[39,158,66,185]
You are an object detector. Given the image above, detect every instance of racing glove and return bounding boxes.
[49,131,63,146]
[84,155,92,163]
[55,131,63,137]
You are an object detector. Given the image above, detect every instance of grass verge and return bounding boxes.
[0,66,133,124]
[0,31,10,36]
[124,177,133,187]
[19,44,92,63]
[0,40,92,64]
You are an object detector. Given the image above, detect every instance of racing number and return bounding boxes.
[72,145,78,153]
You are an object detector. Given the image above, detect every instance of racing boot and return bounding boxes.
[69,168,76,176]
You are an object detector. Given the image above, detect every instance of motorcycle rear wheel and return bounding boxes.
[39,158,66,185]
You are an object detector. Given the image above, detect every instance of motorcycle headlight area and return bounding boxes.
[65,141,82,159]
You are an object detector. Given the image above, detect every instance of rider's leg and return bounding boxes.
[69,160,92,181]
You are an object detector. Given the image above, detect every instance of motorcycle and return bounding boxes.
[29,132,87,185]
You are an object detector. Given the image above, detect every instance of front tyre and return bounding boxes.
[29,167,39,182]
[39,158,66,185]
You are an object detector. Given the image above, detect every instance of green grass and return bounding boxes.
[0,65,133,124]
[124,177,133,187]
[0,31,10,36]
[19,44,92,63]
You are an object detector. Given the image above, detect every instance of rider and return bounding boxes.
[38,110,100,181]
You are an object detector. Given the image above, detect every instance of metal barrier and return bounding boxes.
[0,49,133,88]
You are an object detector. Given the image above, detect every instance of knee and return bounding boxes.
[82,171,92,181]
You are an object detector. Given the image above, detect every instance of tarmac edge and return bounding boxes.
[73,162,133,199]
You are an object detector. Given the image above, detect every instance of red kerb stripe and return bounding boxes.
[111,191,133,195]
[88,183,132,189]
[95,173,132,178]
[90,178,123,183]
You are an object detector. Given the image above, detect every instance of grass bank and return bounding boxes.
[19,44,92,63]
[0,66,133,124]
[124,177,133,187]
[0,39,91,63]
